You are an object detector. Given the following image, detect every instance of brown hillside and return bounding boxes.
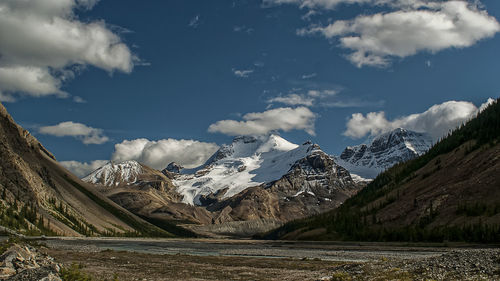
[0,102,167,236]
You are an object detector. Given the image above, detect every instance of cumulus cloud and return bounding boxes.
[298,1,500,67]
[343,99,494,140]
[111,138,219,170]
[60,160,109,178]
[208,107,317,136]
[0,0,134,101]
[233,69,254,78]
[39,121,109,144]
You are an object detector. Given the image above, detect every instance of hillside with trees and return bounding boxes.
[262,98,500,242]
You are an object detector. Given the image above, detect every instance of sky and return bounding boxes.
[1,0,500,177]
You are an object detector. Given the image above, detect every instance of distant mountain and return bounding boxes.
[336,128,433,179]
[0,102,169,237]
[83,134,363,237]
[173,135,324,205]
[262,99,500,242]
[202,141,360,224]
[82,160,210,236]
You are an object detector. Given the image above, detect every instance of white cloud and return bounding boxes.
[233,69,254,78]
[0,66,67,101]
[208,107,317,136]
[263,0,372,10]
[322,99,385,108]
[60,160,109,178]
[263,0,479,10]
[39,121,109,144]
[233,25,254,34]
[301,73,317,79]
[267,89,337,106]
[111,138,219,170]
[73,96,87,103]
[189,15,200,28]
[267,94,314,106]
[0,0,134,100]
[306,89,337,98]
[298,1,500,67]
[343,98,494,140]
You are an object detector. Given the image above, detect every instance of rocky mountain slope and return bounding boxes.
[0,102,170,237]
[263,99,500,242]
[84,135,363,236]
[336,128,433,179]
[201,143,359,223]
[85,161,210,236]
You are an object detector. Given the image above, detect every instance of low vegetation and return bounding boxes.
[0,191,57,236]
[64,175,174,238]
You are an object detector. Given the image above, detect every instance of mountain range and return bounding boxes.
[83,134,364,236]
[2,96,476,240]
[263,99,500,242]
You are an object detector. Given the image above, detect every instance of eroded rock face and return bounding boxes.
[0,244,61,281]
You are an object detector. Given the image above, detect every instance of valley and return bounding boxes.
[37,237,500,280]
[2,0,500,280]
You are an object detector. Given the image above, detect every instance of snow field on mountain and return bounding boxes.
[173,135,314,205]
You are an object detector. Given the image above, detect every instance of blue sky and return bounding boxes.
[1,0,500,176]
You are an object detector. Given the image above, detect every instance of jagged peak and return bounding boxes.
[337,127,433,179]
[164,162,184,174]
[82,160,144,186]
[206,134,299,164]
[370,128,431,145]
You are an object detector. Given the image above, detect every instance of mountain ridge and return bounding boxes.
[261,99,500,242]
[82,134,364,237]
[0,102,171,237]
[336,128,433,179]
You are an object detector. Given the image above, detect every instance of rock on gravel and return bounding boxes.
[405,249,500,280]
[0,243,61,281]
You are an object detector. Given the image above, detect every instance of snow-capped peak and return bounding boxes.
[336,128,433,179]
[82,160,143,187]
[200,134,299,167]
[173,134,318,205]
[256,134,299,153]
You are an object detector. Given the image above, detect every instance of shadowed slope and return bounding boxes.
[0,102,171,237]
[263,99,500,242]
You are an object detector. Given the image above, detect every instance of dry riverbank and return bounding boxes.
[35,237,500,280]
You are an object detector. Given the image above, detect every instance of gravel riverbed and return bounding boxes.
[37,237,500,280]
